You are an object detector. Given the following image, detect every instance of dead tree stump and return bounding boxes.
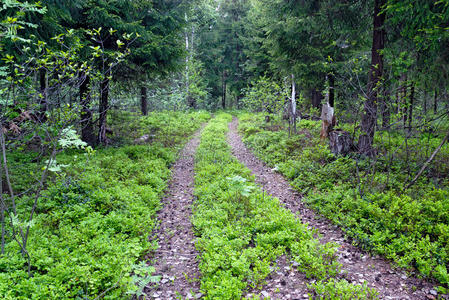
[320,103,336,140]
[329,130,354,156]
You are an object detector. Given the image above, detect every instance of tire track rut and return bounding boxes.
[145,128,204,300]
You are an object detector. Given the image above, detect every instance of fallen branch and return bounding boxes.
[404,130,449,190]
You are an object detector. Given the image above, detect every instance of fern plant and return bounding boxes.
[127,262,161,299]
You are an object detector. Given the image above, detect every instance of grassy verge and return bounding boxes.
[239,112,449,291]
[193,113,377,299]
[0,111,210,299]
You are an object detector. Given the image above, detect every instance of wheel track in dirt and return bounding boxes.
[144,127,204,300]
[227,117,441,300]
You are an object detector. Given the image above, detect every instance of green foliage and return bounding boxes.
[193,113,374,299]
[310,279,378,300]
[0,111,210,299]
[58,127,88,149]
[108,110,211,147]
[306,189,449,286]
[127,262,161,298]
[239,112,449,287]
[0,0,46,45]
[241,76,288,115]
[386,0,449,50]
[1,147,165,299]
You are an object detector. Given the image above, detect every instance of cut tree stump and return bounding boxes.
[329,129,354,156]
[320,102,336,140]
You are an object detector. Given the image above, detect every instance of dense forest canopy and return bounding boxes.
[2,0,449,127]
[1,0,449,298]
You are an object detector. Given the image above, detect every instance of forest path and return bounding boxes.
[145,127,204,300]
[227,117,438,300]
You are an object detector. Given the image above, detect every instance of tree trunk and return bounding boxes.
[396,88,400,113]
[423,91,427,114]
[311,89,323,109]
[291,74,297,134]
[434,89,438,113]
[402,75,408,128]
[408,83,415,132]
[222,70,226,109]
[328,74,335,108]
[38,68,47,122]
[381,88,390,128]
[191,25,195,58]
[98,72,110,145]
[80,73,95,146]
[329,130,354,156]
[321,103,335,140]
[141,86,148,115]
[358,0,386,155]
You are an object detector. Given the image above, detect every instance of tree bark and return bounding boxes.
[141,86,148,115]
[291,74,297,134]
[380,86,390,128]
[311,89,323,109]
[434,89,438,113]
[329,130,354,156]
[408,83,415,132]
[402,75,408,127]
[358,0,386,155]
[321,103,335,140]
[80,73,96,146]
[38,68,47,122]
[328,74,335,108]
[98,71,110,145]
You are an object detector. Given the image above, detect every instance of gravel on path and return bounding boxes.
[145,128,204,300]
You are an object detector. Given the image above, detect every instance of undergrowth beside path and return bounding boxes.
[238,112,449,294]
[193,113,377,299]
[0,111,210,299]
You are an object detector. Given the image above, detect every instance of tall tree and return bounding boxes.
[126,0,185,115]
[358,0,386,154]
[248,0,370,111]
[195,0,250,109]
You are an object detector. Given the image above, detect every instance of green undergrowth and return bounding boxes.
[109,110,212,147]
[239,112,449,290]
[0,111,210,299]
[193,113,377,299]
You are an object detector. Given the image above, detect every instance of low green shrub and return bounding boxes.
[239,112,449,287]
[0,111,210,299]
[310,279,378,300]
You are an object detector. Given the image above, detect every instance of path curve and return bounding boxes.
[145,128,203,300]
[227,117,440,300]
